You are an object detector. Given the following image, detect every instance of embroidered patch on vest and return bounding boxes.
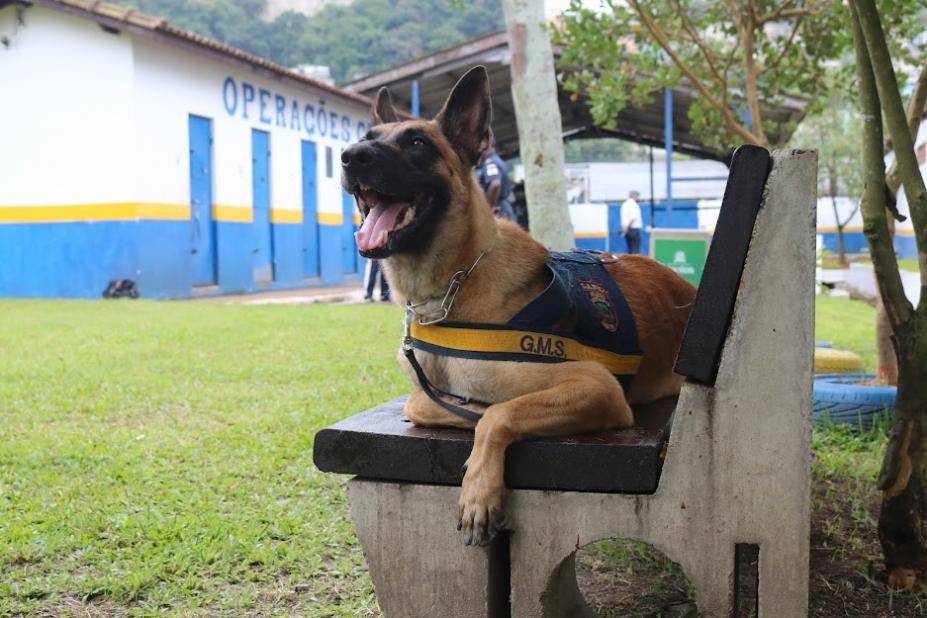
[578,279,618,333]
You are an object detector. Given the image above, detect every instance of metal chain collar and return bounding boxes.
[403,248,491,346]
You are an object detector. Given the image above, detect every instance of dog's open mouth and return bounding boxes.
[354,183,426,252]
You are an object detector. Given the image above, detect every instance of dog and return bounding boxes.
[341,66,696,546]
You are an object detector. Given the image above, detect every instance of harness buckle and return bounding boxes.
[402,305,414,351]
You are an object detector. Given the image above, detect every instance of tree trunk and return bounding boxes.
[502,0,575,250]
[831,194,848,267]
[852,0,927,588]
[876,295,899,385]
[878,330,927,588]
[876,207,899,385]
[836,224,847,268]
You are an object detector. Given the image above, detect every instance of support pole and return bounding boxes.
[411,79,420,118]
[649,144,656,228]
[664,87,674,227]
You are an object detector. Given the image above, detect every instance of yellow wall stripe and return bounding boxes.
[318,212,343,225]
[818,226,864,233]
[213,204,252,223]
[270,209,303,224]
[575,232,607,238]
[0,203,190,223]
[134,203,190,220]
[818,225,915,237]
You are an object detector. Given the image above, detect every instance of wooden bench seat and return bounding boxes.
[314,395,676,494]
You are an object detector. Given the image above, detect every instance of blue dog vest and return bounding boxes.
[409,251,643,390]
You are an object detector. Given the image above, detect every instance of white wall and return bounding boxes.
[131,33,370,218]
[582,159,730,203]
[0,4,371,220]
[0,6,136,207]
[568,202,608,236]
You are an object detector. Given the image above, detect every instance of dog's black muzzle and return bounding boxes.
[341,142,397,192]
[341,142,377,173]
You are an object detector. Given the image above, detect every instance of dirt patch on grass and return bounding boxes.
[574,470,927,617]
[808,472,927,617]
[576,545,694,617]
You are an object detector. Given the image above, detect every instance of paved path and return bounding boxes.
[196,284,371,305]
[820,263,920,303]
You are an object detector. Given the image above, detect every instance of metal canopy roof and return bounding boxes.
[342,31,807,161]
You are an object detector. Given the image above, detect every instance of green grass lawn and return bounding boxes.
[815,294,878,372]
[0,294,890,616]
[0,300,406,617]
[855,257,921,273]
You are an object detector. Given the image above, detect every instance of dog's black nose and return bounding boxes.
[341,143,375,168]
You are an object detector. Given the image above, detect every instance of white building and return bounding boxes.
[0,0,374,298]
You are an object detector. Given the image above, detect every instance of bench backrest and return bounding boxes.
[674,145,771,385]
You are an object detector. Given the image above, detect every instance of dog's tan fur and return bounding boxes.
[351,68,696,545]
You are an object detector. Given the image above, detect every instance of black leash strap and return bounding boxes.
[403,346,484,423]
[402,308,484,423]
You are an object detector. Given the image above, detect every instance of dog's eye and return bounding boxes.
[410,137,425,147]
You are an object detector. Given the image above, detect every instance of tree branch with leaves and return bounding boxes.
[555,0,850,152]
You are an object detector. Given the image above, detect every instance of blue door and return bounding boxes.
[252,130,273,284]
[342,191,357,273]
[301,141,320,278]
[189,115,216,286]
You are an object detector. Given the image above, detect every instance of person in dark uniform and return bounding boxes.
[478,143,516,221]
[364,260,390,302]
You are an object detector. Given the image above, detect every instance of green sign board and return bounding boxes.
[653,238,708,285]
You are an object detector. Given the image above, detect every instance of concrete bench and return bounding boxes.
[314,146,816,617]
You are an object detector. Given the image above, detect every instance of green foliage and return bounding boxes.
[791,79,863,236]
[284,0,502,82]
[111,0,503,83]
[121,0,274,58]
[791,87,863,200]
[553,0,925,152]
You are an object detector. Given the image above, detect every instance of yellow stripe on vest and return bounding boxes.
[410,322,642,375]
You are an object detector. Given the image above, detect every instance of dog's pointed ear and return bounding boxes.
[434,66,492,167]
[373,87,399,125]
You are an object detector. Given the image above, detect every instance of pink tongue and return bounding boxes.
[355,203,408,251]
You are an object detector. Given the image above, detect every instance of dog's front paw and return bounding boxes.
[457,462,505,546]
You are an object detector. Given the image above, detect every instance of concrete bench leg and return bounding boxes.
[507,491,735,618]
[347,479,506,618]
[757,541,810,617]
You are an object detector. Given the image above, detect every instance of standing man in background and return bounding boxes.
[479,142,516,221]
[363,260,390,303]
[621,190,642,254]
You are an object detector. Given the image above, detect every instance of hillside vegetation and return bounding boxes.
[113,0,503,83]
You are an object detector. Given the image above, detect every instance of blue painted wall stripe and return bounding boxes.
[341,192,357,273]
[319,223,343,285]
[217,221,253,294]
[301,140,320,278]
[252,129,273,284]
[189,115,217,286]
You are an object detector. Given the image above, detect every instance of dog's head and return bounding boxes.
[341,66,492,259]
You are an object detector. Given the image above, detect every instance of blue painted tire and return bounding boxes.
[813,374,896,430]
